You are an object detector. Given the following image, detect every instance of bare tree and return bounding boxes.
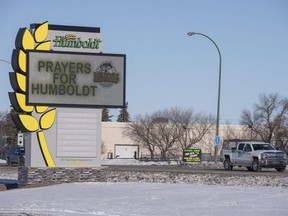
[221,121,254,141]
[0,111,8,139]
[0,109,18,158]
[221,124,241,140]
[240,93,288,144]
[125,107,214,159]
[149,109,181,159]
[274,123,288,152]
[175,110,215,150]
[0,111,8,158]
[273,98,288,151]
[125,114,156,159]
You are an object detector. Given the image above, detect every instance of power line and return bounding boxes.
[0,59,11,65]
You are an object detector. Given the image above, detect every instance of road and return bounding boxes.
[106,164,288,177]
[1,163,287,178]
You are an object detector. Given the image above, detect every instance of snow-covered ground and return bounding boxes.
[102,158,179,166]
[101,158,217,166]
[0,158,288,215]
[0,182,287,216]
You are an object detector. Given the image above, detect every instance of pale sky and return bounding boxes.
[1,0,287,124]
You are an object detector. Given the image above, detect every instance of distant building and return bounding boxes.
[101,122,248,160]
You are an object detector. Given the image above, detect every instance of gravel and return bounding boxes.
[0,161,287,189]
[0,166,18,180]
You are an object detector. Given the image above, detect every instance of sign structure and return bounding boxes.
[27,51,126,108]
[183,149,201,162]
[9,22,124,167]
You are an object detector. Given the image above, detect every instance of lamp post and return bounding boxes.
[187,32,222,162]
[248,123,253,140]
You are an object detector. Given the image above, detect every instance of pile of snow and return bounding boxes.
[1,158,287,215]
[0,182,287,216]
[101,158,221,168]
[102,158,179,166]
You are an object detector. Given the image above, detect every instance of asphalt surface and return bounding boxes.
[0,163,287,181]
[106,164,288,177]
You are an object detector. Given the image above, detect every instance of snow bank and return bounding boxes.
[102,158,179,166]
[0,182,287,216]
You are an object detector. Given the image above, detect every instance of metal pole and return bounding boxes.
[187,32,222,162]
[248,124,253,140]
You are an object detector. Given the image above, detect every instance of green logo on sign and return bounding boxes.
[53,34,102,49]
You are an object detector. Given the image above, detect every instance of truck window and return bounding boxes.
[244,144,252,152]
[238,143,245,150]
[252,143,275,151]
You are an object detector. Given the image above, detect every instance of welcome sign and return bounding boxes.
[9,22,124,167]
[27,51,126,108]
[30,23,103,52]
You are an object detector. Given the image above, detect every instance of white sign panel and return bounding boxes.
[27,51,126,108]
[56,110,98,158]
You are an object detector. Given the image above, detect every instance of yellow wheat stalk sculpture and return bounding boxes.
[10,21,56,167]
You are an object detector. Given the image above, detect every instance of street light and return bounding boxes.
[187,32,222,161]
[248,123,253,140]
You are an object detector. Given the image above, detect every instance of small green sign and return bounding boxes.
[183,149,201,162]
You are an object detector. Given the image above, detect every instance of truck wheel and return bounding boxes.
[275,166,286,172]
[6,158,11,166]
[19,158,25,166]
[246,167,253,171]
[252,159,260,172]
[224,159,233,171]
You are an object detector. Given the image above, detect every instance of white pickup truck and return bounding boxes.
[220,139,287,172]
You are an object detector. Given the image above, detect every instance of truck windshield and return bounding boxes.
[252,144,275,151]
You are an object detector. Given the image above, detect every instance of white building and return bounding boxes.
[101,122,137,159]
[101,122,248,159]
